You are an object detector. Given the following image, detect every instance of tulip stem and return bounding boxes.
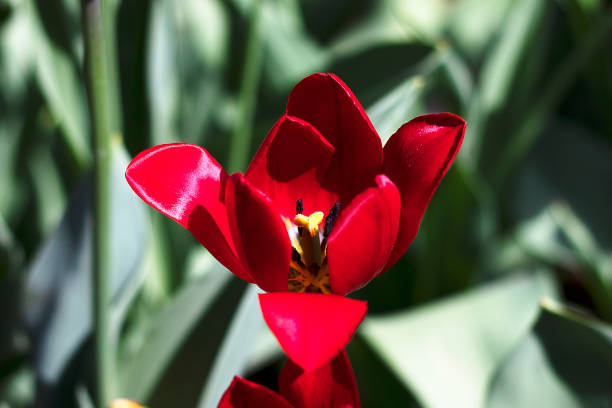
[81,0,117,405]
[228,0,264,173]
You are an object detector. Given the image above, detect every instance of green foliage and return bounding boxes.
[487,300,612,407]
[1,0,612,406]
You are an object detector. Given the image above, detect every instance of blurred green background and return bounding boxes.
[1,0,612,406]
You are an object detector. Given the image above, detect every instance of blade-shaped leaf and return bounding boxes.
[118,266,233,403]
[197,284,265,408]
[361,271,558,408]
[24,143,147,385]
[487,299,612,407]
[30,0,91,169]
[478,0,547,115]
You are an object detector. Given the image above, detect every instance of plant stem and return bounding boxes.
[228,0,264,173]
[81,0,115,405]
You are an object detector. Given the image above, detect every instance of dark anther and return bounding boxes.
[324,202,342,238]
[296,198,303,215]
[292,247,304,266]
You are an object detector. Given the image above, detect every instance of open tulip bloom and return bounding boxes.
[219,351,360,408]
[126,73,465,371]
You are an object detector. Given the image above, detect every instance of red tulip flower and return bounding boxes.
[126,73,465,370]
[219,351,360,408]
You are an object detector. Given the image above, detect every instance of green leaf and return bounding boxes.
[118,266,230,402]
[487,299,612,407]
[366,49,447,145]
[29,0,91,170]
[361,271,558,408]
[447,0,513,57]
[347,335,421,408]
[478,0,546,116]
[366,75,426,145]
[27,143,66,236]
[197,285,265,408]
[147,0,228,146]
[24,143,147,385]
[0,0,36,100]
[260,0,327,90]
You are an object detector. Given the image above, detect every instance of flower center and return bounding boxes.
[287,199,341,294]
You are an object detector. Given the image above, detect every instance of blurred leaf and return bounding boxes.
[549,203,612,319]
[24,143,147,387]
[147,0,228,146]
[244,328,282,374]
[361,271,558,408]
[478,0,546,116]
[366,74,426,143]
[366,49,446,144]
[0,0,36,100]
[74,384,95,408]
[348,335,420,408]
[144,278,248,407]
[29,0,90,170]
[0,208,24,280]
[510,118,612,249]
[0,365,34,408]
[298,0,374,44]
[550,202,611,281]
[575,0,601,13]
[492,12,612,187]
[27,143,66,236]
[197,285,264,408]
[494,206,574,271]
[0,120,26,222]
[447,0,512,57]
[118,267,232,402]
[438,45,473,111]
[329,42,432,109]
[0,2,37,221]
[327,0,419,59]
[487,299,612,407]
[260,0,327,90]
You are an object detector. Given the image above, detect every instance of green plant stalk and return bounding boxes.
[101,0,123,133]
[81,0,116,405]
[228,0,264,173]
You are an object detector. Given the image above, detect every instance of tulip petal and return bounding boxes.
[246,115,337,217]
[382,113,465,270]
[279,351,361,408]
[286,73,382,202]
[326,175,400,295]
[125,143,251,282]
[225,174,291,292]
[218,377,293,408]
[259,293,366,371]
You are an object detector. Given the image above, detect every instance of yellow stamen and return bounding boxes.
[288,209,329,294]
[294,211,324,237]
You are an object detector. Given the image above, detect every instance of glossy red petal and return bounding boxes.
[326,175,401,295]
[218,377,293,408]
[225,174,291,292]
[245,115,337,218]
[125,143,251,282]
[286,73,382,202]
[279,351,361,408]
[259,293,367,371]
[382,113,465,270]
